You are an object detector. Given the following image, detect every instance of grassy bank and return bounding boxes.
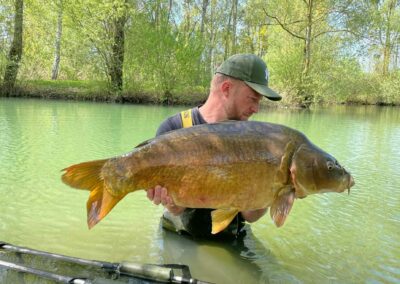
[0,80,209,106]
[0,79,399,107]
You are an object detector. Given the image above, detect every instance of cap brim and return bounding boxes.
[245,81,282,101]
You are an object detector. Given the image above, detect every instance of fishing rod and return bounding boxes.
[0,242,212,284]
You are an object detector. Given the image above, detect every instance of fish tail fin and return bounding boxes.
[61,159,125,229]
[86,183,126,229]
[61,159,108,191]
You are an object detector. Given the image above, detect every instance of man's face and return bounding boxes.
[226,81,262,121]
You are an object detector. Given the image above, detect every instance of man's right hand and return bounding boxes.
[146,185,185,216]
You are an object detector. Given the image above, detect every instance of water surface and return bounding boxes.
[0,98,399,283]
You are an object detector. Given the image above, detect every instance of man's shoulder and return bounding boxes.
[156,107,205,136]
[156,113,182,136]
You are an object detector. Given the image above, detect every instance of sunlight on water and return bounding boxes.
[0,98,399,283]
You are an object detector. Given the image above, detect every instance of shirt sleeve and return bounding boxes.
[156,113,183,136]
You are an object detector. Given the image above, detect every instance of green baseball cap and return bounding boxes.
[216,54,281,101]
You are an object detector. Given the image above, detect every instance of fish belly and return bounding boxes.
[131,161,278,211]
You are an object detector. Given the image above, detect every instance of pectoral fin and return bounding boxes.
[276,141,296,185]
[211,208,239,234]
[270,189,295,227]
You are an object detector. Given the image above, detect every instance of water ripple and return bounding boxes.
[1,100,399,283]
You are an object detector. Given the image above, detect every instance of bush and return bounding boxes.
[379,73,400,105]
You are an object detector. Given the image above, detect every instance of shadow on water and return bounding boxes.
[156,223,292,284]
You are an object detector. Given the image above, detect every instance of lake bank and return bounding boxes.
[1,80,399,107]
[0,80,208,106]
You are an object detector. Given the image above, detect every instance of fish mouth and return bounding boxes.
[347,175,355,195]
[242,113,251,120]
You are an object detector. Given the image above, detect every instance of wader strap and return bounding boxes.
[180,109,193,128]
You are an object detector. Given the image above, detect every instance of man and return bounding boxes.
[147,54,281,239]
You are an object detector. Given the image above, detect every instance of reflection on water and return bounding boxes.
[0,98,399,283]
[158,226,267,283]
[157,224,302,283]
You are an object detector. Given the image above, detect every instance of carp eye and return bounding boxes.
[327,161,334,170]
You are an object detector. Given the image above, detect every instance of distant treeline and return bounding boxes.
[1,0,400,107]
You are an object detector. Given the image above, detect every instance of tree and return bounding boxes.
[222,0,239,59]
[200,0,209,34]
[263,0,355,105]
[108,2,128,92]
[51,0,63,80]
[368,0,400,75]
[2,0,23,93]
[67,0,130,92]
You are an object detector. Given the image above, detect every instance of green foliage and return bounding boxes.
[378,72,400,105]
[0,0,14,83]
[266,32,304,102]
[19,0,56,79]
[311,58,374,104]
[124,4,205,103]
[0,52,6,84]
[1,0,400,106]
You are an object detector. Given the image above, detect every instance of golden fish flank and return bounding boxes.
[62,121,355,234]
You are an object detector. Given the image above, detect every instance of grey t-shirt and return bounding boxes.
[156,106,207,136]
[156,107,245,239]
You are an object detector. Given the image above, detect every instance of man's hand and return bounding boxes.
[146,185,185,215]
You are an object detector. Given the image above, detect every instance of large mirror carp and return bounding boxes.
[62,121,355,234]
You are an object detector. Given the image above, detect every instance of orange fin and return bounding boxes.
[61,159,108,190]
[87,183,126,229]
[61,159,124,229]
[276,141,296,184]
[270,188,295,227]
[211,208,239,234]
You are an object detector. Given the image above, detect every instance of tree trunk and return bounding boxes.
[184,0,191,36]
[51,0,63,80]
[109,14,126,92]
[3,0,24,93]
[302,0,313,78]
[167,0,173,23]
[395,40,399,70]
[208,1,216,77]
[298,0,314,107]
[231,0,238,54]
[224,1,232,59]
[200,0,209,34]
[382,0,395,76]
[154,0,160,28]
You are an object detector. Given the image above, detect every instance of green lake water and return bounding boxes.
[0,98,399,283]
